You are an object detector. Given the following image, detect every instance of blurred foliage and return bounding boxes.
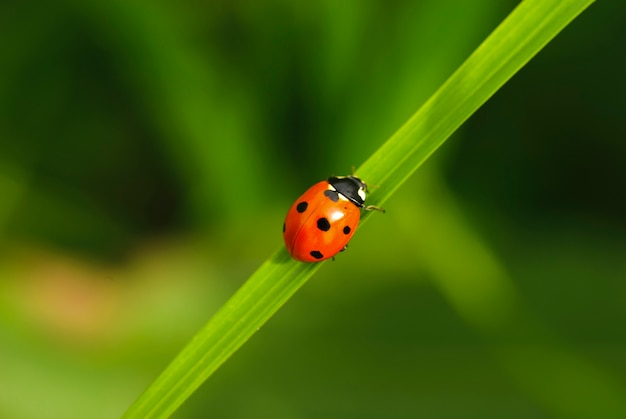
[0,0,624,418]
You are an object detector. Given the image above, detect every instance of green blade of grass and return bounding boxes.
[356,0,594,220]
[122,0,594,417]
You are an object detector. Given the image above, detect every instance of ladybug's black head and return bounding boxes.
[327,175,367,207]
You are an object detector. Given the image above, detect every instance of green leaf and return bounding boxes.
[121,0,595,417]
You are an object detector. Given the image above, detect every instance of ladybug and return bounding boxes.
[283,175,384,262]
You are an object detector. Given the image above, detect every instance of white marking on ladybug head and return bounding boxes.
[357,188,366,202]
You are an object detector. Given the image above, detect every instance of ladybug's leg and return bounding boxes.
[332,245,348,261]
[364,205,385,213]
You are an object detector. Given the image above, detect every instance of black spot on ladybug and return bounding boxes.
[296,201,308,213]
[323,190,339,202]
[310,250,324,259]
[317,217,331,232]
[343,226,351,235]
[282,223,285,233]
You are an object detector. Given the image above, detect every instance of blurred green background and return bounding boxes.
[1,0,625,418]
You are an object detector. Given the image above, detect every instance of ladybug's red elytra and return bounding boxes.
[283,175,384,262]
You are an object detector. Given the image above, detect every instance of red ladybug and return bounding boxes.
[283,175,384,262]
